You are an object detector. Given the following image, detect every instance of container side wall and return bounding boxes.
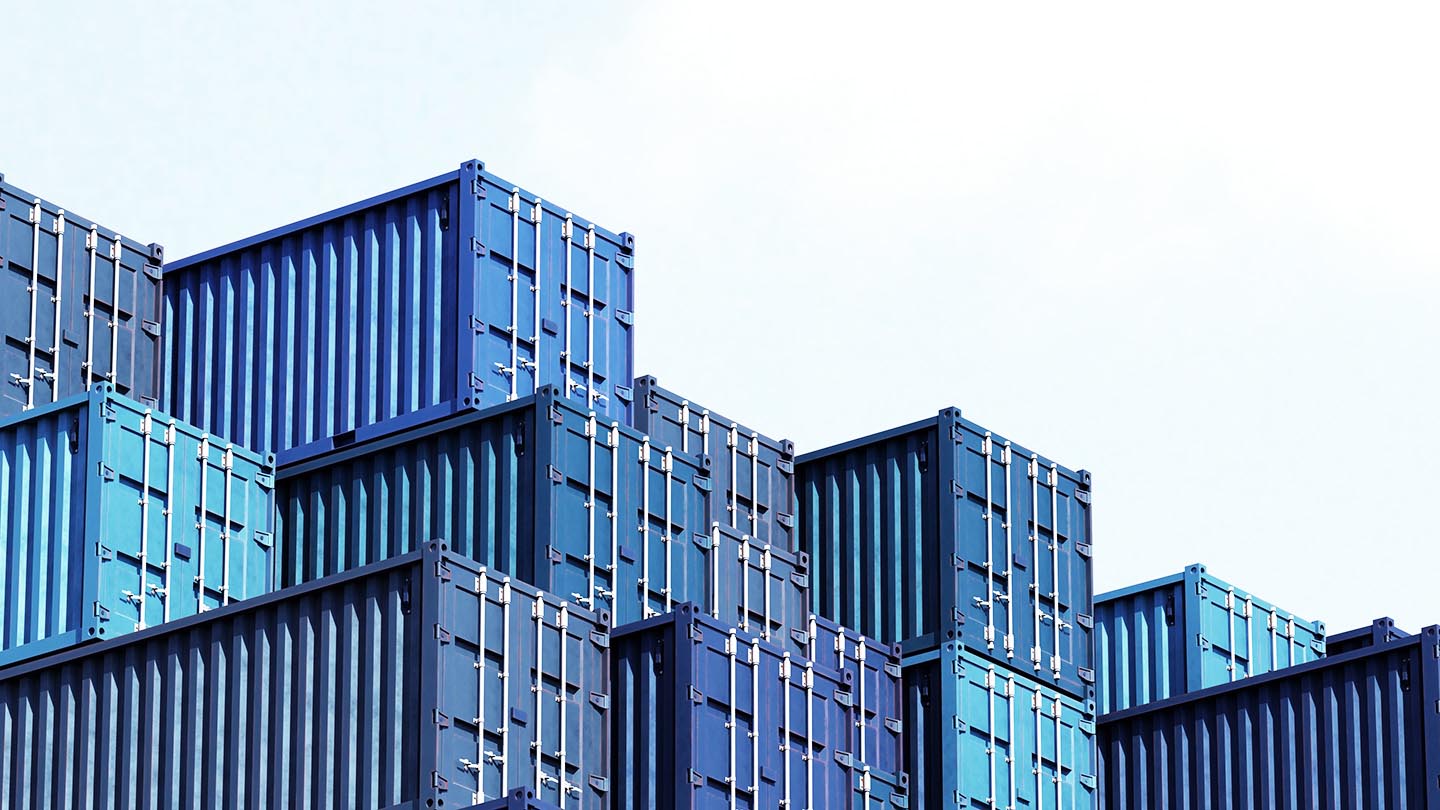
[1094,579,1187,715]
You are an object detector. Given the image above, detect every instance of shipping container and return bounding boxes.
[0,175,163,417]
[1098,625,1440,809]
[1094,563,1326,715]
[797,406,1094,697]
[0,384,275,666]
[455,788,564,810]
[806,614,905,778]
[904,643,1098,810]
[162,158,635,458]
[611,604,908,810]
[1326,616,1408,656]
[631,375,796,550]
[0,542,610,809]
[276,389,810,648]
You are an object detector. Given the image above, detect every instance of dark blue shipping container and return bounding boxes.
[0,174,163,417]
[1094,564,1326,715]
[0,542,610,809]
[276,389,810,648]
[797,407,1094,698]
[806,614,905,778]
[1099,625,1440,809]
[455,788,564,810]
[162,159,635,458]
[904,643,1098,810]
[611,604,909,809]
[631,375,796,551]
[1326,616,1408,656]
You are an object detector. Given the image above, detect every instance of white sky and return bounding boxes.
[4,2,1437,634]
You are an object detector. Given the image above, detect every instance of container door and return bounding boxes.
[0,196,64,414]
[63,230,161,406]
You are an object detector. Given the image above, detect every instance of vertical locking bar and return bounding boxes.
[83,227,98,388]
[1006,675,1016,810]
[761,543,775,641]
[678,401,691,455]
[856,640,868,763]
[728,425,739,529]
[194,435,209,608]
[584,226,596,404]
[738,537,752,633]
[1002,441,1014,658]
[48,212,65,403]
[221,446,234,606]
[748,640,760,800]
[781,655,793,806]
[663,448,674,613]
[24,201,41,409]
[531,198,543,390]
[608,423,620,621]
[532,596,545,795]
[748,433,760,538]
[1029,456,1042,671]
[1226,587,1238,681]
[728,630,739,810]
[162,420,176,622]
[500,580,514,791]
[585,415,598,608]
[135,411,153,629]
[1053,698,1065,809]
[804,660,816,810]
[474,571,490,803]
[982,434,996,649]
[986,667,997,809]
[507,189,521,401]
[1243,596,1254,677]
[710,524,722,619]
[1033,689,1044,807]
[561,216,573,393]
[1049,464,1062,680]
[107,233,121,381]
[556,605,570,807]
[639,438,652,617]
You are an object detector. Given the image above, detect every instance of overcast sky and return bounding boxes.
[4,2,1436,634]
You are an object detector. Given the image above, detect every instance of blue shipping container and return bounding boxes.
[1094,563,1326,715]
[1326,616,1408,656]
[904,643,1098,810]
[0,384,275,666]
[162,158,635,458]
[0,175,163,416]
[631,375,796,550]
[276,389,810,648]
[806,614,906,778]
[1098,625,1440,809]
[611,604,908,809]
[0,542,610,809]
[453,789,564,810]
[797,406,1094,698]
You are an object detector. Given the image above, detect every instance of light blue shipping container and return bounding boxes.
[0,384,275,666]
[0,174,164,417]
[162,159,635,459]
[904,642,1097,810]
[1094,563,1326,715]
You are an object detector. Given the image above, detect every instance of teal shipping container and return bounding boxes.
[0,384,275,666]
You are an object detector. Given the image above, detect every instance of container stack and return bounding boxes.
[0,158,1434,809]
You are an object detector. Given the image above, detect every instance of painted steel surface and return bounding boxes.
[458,788,565,810]
[807,613,905,778]
[904,643,1098,810]
[631,375,796,550]
[1094,563,1326,715]
[1326,616,1408,656]
[0,176,163,417]
[1098,626,1440,809]
[0,544,611,809]
[611,604,908,809]
[0,384,275,666]
[798,407,1094,698]
[277,390,811,649]
[162,159,636,458]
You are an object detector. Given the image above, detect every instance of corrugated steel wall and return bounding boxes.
[1098,626,1440,809]
[0,178,164,417]
[0,386,275,666]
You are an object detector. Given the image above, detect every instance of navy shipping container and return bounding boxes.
[162,158,635,458]
[797,406,1094,698]
[0,175,163,416]
[806,614,905,778]
[1098,625,1440,809]
[1094,563,1326,715]
[276,389,810,647]
[0,542,610,809]
[611,604,908,810]
[1326,616,1408,656]
[904,643,1098,810]
[631,375,796,550]
[0,384,275,666]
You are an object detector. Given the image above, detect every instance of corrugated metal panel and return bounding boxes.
[1098,626,1440,809]
[162,159,636,459]
[798,407,1094,698]
[631,375,796,550]
[1094,563,1327,714]
[0,544,611,809]
[807,614,906,779]
[0,176,163,417]
[904,643,1098,810]
[1326,616,1408,656]
[0,384,275,666]
[611,604,907,809]
[276,391,811,649]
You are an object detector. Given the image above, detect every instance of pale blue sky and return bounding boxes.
[4,2,1436,633]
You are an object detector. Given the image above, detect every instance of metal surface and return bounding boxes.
[631,375,796,550]
[0,384,275,666]
[610,604,908,809]
[0,543,611,809]
[904,643,1098,810]
[0,177,163,417]
[1098,626,1440,809]
[1094,563,1326,715]
[277,390,811,649]
[797,406,1094,698]
[1326,616,1408,656]
[458,788,565,810]
[807,614,906,778]
[162,159,636,458]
